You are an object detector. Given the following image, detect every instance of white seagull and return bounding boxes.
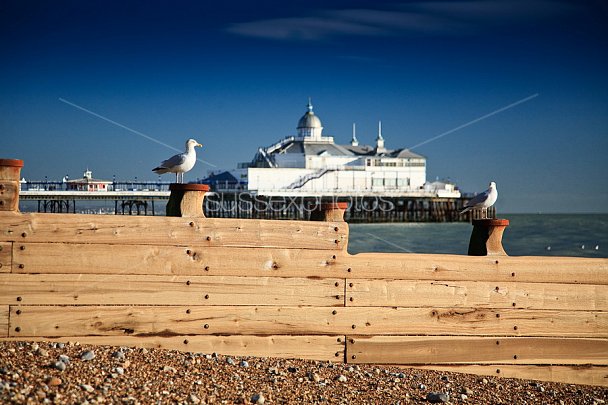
[460,181,498,218]
[152,139,202,183]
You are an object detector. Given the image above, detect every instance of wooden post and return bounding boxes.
[310,202,347,222]
[166,184,210,218]
[0,159,24,212]
[468,219,509,256]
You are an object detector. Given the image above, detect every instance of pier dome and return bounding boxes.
[297,100,323,139]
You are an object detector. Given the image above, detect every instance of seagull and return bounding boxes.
[460,181,498,218]
[152,139,202,183]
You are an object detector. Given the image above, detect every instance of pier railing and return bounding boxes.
[1,159,607,387]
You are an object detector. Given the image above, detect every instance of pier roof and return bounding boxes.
[394,148,424,159]
[266,138,424,159]
[304,142,354,157]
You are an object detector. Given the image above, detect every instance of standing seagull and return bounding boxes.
[460,181,498,218]
[153,139,202,183]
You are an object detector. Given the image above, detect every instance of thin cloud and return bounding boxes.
[225,0,583,41]
[411,0,581,26]
[327,9,466,35]
[226,9,462,41]
[225,16,384,41]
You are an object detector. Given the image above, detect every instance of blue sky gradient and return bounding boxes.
[1,0,607,212]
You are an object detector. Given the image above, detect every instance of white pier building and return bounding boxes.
[211,101,459,198]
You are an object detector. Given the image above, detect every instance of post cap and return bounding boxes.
[0,159,24,167]
[169,183,210,192]
[472,219,510,227]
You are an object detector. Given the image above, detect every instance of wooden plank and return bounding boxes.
[0,305,7,337]
[13,243,343,277]
[410,365,608,387]
[13,242,608,284]
[3,211,606,284]
[344,253,608,284]
[0,211,347,250]
[0,242,10,273]
[11,306,607,338]
[0,274,345,306]
[346,279,608,310]
[0,335,345,362]
[346,336,608,365]
[9,306,345,337]
[333,307,608,337]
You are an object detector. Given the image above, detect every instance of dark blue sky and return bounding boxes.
[1,0,607,212]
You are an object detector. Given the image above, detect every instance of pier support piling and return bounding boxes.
[310,202,348,222]
[0,159,23,212]
[468,219,509,256]
[166,184,210,218]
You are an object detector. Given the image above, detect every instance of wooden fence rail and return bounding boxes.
[0,159,607,387]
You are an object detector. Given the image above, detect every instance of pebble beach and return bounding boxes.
[1,341,607,404]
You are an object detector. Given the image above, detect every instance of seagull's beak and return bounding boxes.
[196,143,203,148]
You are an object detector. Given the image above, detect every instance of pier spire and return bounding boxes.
[375,120,386,152]
[351,123,359,146]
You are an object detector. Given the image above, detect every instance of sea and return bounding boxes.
[347,214,608,258]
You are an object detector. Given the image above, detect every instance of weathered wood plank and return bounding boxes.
[3,211,606,283]
[410,365,608,387]
[9,306,342,337]
[13,243,343,277]
[0,242,10,273]
[0,335,345,362]
[344,253,608,284]
[346,336,608,365]
[10,306,607,338]
[335,307,608,337]
[0,212,347,250]
[0,274,345,306]
[13,242,608,286]
[0,305,8,337]
[346,279,608,310]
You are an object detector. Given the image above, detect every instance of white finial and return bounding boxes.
[351,123,359,146]
[307,97,313,113]
[375,120,386,152]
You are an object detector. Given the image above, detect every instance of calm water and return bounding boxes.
[348,214,608,258]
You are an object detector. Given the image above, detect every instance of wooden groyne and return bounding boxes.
[1,159,607,387]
